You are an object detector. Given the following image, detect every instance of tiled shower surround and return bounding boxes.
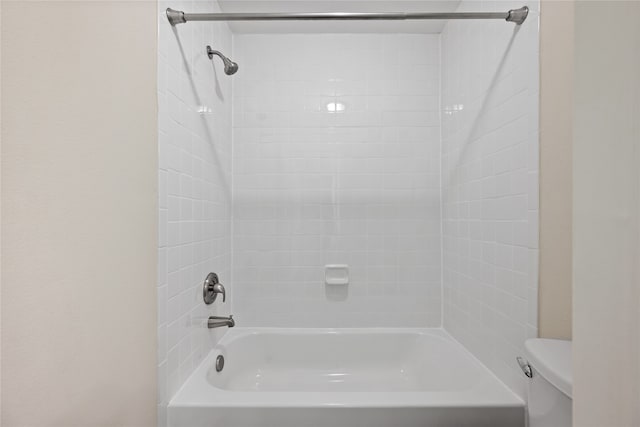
[157,0,540,418]
[157,0,233,424]
[232,34,442,327]
[441,1,540,399]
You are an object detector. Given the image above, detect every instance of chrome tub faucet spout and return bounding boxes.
[208,315,235,329]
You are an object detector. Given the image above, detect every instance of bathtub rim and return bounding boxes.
[169,327,524,409]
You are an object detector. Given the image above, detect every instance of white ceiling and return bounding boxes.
[216,0,462,34]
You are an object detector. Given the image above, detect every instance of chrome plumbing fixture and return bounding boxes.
[516,356,533,378]
[206,46,238,75]
[215,355,225,372]
[203,272,226,304]
[167,6,529,26]
[208,315,235,329]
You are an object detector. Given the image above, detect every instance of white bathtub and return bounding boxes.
[168,328,524,427]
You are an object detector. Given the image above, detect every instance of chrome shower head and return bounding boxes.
[206,45,238,75]
[223,58,239,75]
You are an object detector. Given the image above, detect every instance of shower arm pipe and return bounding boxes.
[166,6,529,26]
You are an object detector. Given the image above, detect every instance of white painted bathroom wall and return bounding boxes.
[2,2,157,424]
[440,0,540,399]
[157,0,233,424]
[232,34,442,327]
[573,2,640,424]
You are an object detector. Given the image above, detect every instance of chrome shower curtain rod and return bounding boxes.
[166,6,529,26]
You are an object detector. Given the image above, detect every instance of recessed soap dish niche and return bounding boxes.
[325,264,349,286]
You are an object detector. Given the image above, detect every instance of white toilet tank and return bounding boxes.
[524,339,572,427]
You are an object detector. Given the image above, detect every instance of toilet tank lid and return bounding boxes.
[524,338,572,398]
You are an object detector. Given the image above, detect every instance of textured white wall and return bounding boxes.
[232,34,442,327]
[157,0,233,424]
[1,1,157,425]
[440,0,540,399]
[1,1,3,418]
[573,2,640,425]
[538,0,573,341]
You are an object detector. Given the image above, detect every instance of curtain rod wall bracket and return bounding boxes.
[166,6,529,26]
[166,8,186,26]
[506,6,529,25]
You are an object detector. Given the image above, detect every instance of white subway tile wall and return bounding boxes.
[232,34,442,327]
[157,1,233,425]
[440,1,540,399]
